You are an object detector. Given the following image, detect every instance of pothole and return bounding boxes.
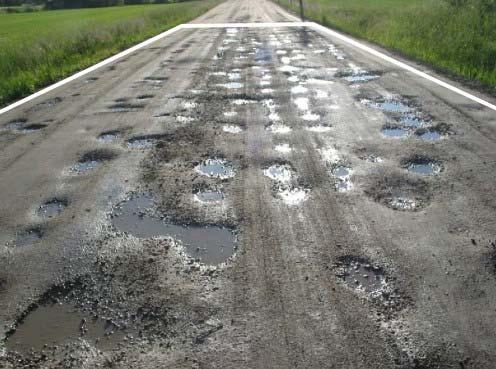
[274,143,292,154]
[3,119,27,131]
[137,94,154,100]
[194,190,225,204]
[402,156,442,175]
[70,149,117,174]
[331,165,353,192]
[263,164,293,184]
[335,256,385,293]
[365,174,430,211]
[415,128,444,141]
[108,103,144,113]
[112,194,237,264]
[306,125,331,132]
[266,124,292,134]
[36,198,68,218]
[277,188,308,206]
[6,302,127,353]
[337,67,380,83]
[98,130,121,143]
[126,134,166,149]
[15,227,42,247]
[399,114,430,128]
[381,126,410,138]
[360,154,383,163]
[217,82,244,89]
[195,159,235,179]
[364,98,411,113]
[21,124,47,133]
[222,125,243,134]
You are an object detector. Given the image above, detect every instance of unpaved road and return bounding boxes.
[1,1,496,368]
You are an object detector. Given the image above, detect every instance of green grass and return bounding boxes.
[278,0,496,91]
[0,1,221,107]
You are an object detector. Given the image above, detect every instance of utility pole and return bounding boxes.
[299,0,304,21]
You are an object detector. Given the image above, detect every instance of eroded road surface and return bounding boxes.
[1,0,496,368]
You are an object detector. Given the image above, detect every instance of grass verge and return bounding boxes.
[277,0,496,92]
[0,1,222,107]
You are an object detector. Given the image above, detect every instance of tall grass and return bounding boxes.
[278,0,496,91]
[0,0,221,107]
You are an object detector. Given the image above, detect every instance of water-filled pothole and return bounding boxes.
[332,165,353,192]
[70,149,116,174]
[263,164,293,184]
[108,103,144,113]
[21,124,47,133]
[381,126,409,138]
[3,119,26,131]
[195,159,235,179]
[112,194,237,264]
[127,134,166,149]
[15,227,42,247]
[335,256,385,293]
[402,156,442,175]
[194,190,225,203]
[217,82,244,90]
[98,130,121,143]
[36,198,68,218]
[400,114,430,128]
[6,302,127,353]
[366,99,411,113]
[365,174,430,211]
[416,129,442,141]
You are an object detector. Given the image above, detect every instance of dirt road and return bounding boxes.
[1,0,496,368]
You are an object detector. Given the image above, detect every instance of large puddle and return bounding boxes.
[195,159,235,179]
[6,302,127,353]
[112,195,237,264]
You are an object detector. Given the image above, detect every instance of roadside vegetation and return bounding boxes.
[279,0,496,92]
[0,0,221,107]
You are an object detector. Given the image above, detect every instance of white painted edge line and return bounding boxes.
[1,19,495,116]
[309,22,496,112]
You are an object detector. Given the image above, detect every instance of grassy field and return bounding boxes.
[279,0,496,92]
[0,1,221,107]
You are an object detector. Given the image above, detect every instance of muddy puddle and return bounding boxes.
[399,114,430,128]
[127,134,165,149]
[108,103,144,113]
[6,302,128,353]
[112,194,237,264]
[403,157,442,175]
[416,129,442,141]
[387,197,417,211]
[2,120,47,133]
[37,198,68,218]
[194,190,225,203]
[381,127,409,138]
[332,165,353,191]
[335,256,385,293]
[70,149,116,174]
[263,164,293,184]
[366,99,411,113]
[195,159,235,179]
[98,130,121,143]
[15,227,42,247]
[217,82,244,90]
